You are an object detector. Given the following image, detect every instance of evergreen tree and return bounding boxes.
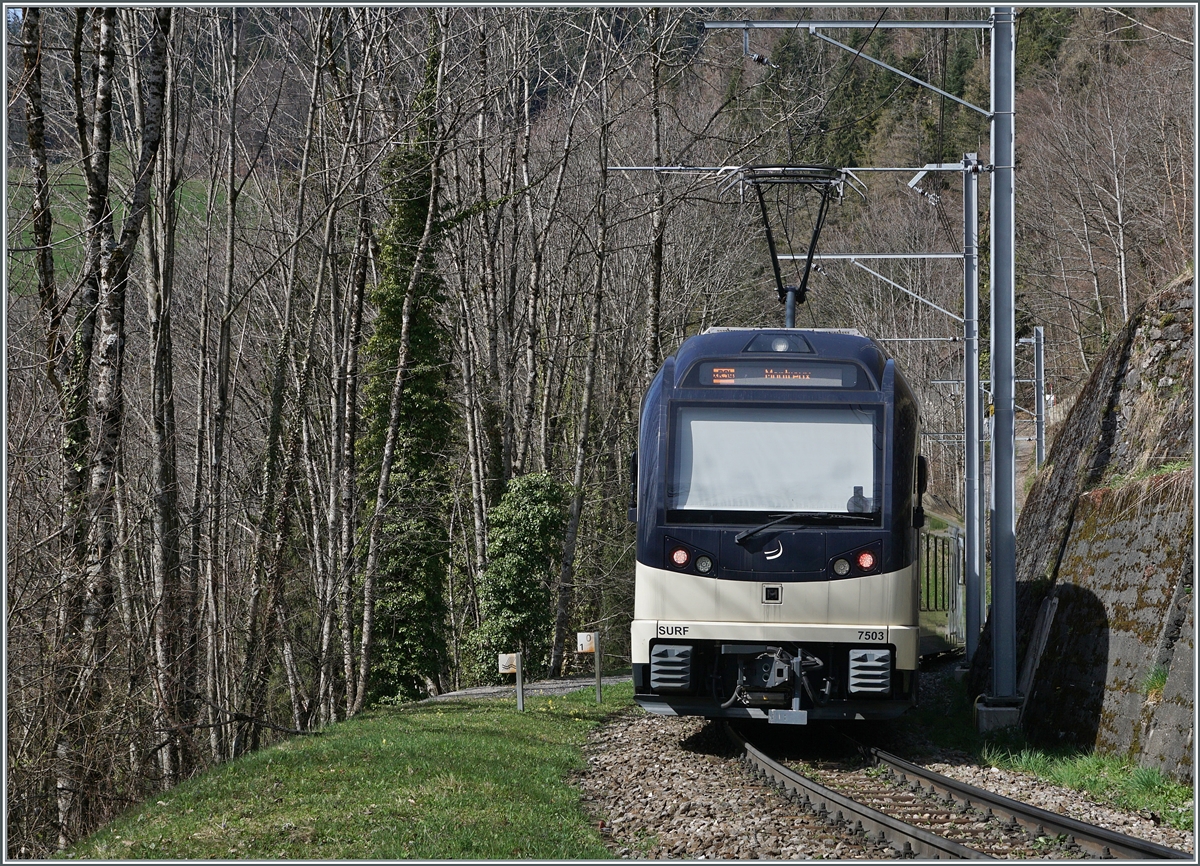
[362,27,454,703]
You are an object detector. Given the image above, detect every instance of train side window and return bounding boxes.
[628,450,638,521]
[913,455,928,528]
[892,387,919,521]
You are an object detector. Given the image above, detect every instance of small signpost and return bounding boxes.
[577,631,601,704]
[498,651,523,711]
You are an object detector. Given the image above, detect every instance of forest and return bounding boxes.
[5,6,1193,855]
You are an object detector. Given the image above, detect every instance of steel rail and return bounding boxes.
[867,747,1192,861]
[722,723,991,859]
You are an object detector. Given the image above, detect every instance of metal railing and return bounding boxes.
[919,527,966,647]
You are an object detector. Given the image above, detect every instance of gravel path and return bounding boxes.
[575,660,1194,859]
[425,675,631,702]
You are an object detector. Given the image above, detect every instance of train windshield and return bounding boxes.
[667,404,881,518]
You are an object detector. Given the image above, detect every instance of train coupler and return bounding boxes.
[717,644,823,724]
[768,694,809,726]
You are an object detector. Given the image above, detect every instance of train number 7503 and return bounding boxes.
[858,630,885,641]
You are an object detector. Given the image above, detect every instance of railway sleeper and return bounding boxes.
[736,727,1191,860]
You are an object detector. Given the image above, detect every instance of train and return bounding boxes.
[630,327,926,724]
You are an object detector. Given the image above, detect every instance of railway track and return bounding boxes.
[725,723,1190,860]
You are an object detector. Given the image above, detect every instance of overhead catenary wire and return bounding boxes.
[792,9,889,158]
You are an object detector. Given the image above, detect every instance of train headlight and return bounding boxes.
[856,550,877,572]
[695,554,714,574]
[771,336,790,352]
[833,558,851,576]
[670,547,690,568]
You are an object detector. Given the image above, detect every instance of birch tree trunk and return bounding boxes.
[53,10,116,845]
[324,200,371,726]
[645,7,666,386]
[21,9,64,397]
[511,14,594,475]
[64,7,172,845]
[205,7,242,760]
[139,10,190,787]
[233,12,336,754]
[550,51,610,677]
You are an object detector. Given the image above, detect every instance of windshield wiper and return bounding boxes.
[734,511,875,546]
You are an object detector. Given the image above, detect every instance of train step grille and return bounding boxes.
[650,644,693,691]
[848,648,891,694]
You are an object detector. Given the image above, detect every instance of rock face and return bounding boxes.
[969,275,1193,782]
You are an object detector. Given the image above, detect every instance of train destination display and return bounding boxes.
[699,360,859,388]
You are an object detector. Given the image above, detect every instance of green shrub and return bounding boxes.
[471,473,569,683]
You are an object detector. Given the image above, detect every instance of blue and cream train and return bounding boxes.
[631,328,926,724]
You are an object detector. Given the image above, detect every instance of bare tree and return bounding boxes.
[550,23,612,676]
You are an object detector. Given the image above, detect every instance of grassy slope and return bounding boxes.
[69,683,635,860]
[7,155,213,301]
[67,670,1190,858]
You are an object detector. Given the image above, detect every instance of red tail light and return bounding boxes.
[856,550,877,571]
[670,547,690,567]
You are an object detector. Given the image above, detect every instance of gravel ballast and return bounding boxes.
[577,713,892,860]
[576,661,1194,859]
[924,759,1193,855]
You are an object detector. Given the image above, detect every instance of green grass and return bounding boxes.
[7,152,217,300]
[7,163,90,298]
[67,683,635,859]
[1140,664,1170,700]
[900,671,1192,832]
[1105,458,1192,491]
[981,743,1193,830]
